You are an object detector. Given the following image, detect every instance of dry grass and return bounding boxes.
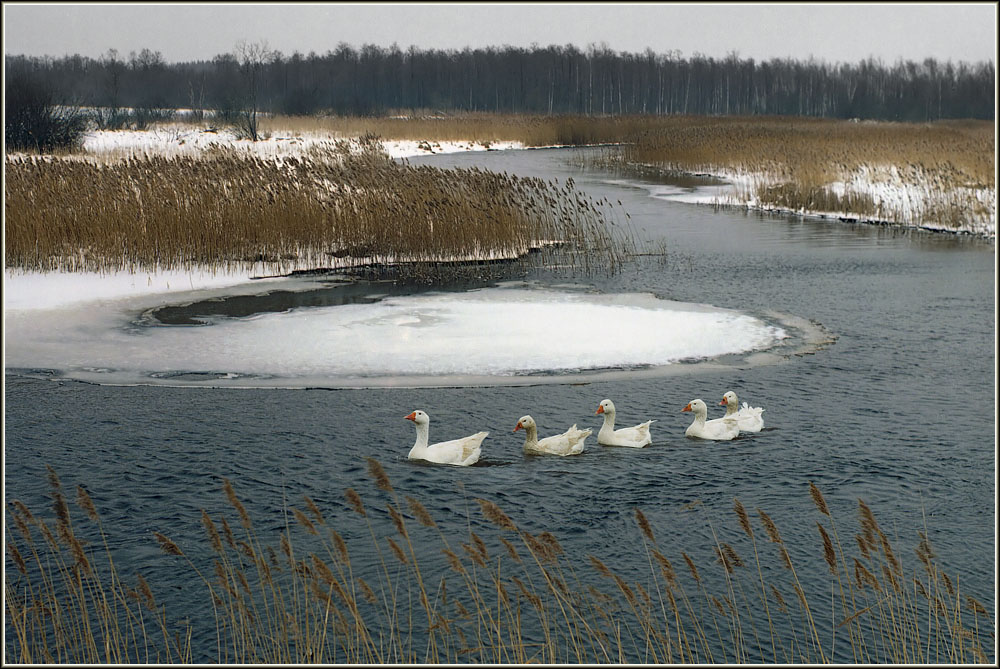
[260,113,994,232]
[6,467,993,664]
[4,138,633,278]
[10,112,986,277]
[4,467,192,663]
[606,115,995,232]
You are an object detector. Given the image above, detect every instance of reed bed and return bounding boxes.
[5,464,993,664]
[605,115,995,233]
[174,112,993,233]
[4,139,633,279]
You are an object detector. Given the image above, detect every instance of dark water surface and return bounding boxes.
[5,147,995,663]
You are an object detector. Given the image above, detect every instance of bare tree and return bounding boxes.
[94,49,128,129]
[234,40,274,141]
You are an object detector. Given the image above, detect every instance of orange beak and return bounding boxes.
[513,421,523,432]
[682,403,692,412]
[405,411,417,421]
[596,405,605,414]
[719,397,728,406]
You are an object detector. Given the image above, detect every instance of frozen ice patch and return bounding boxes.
[5,281,789,387]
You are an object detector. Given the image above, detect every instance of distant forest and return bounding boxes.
[4,43,996,121]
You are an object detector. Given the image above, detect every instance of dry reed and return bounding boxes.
[4,137,633,279]
[5,467,993,664]
[604,115,994,233]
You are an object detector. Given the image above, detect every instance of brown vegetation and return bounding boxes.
[5,466,993,664]
[605,115,995,231]
[4,138,632,277]
[261,113,994,232]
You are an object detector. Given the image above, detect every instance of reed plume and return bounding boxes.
[6,465,992,665]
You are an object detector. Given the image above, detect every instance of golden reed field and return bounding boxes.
[5,114,993,279]
[4,136,632,278]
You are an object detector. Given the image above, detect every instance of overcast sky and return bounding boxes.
[3,3,997,66]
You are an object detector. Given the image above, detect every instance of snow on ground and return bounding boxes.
[645,165,995,238]
[45,125,999,239]
[381,138,524,158]
[76,125,522,161]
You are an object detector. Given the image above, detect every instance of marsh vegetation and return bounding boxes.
[5,464,993,664]
[259,114,994,235]
[602,115,995,233]
[4,136,633,278]
[6,113,993,278]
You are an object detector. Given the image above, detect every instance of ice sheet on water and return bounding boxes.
[5,282,787,387]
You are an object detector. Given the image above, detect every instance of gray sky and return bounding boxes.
[3,3,997,65]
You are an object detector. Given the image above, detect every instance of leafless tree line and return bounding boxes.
[5,42,994,123]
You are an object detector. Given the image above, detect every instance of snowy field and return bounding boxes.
[76,124,525,161]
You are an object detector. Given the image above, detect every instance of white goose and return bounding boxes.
[682,399,740,441]
[720,391,765,433]
[514,415,591,456]
[405,410,488,466]
[595,399,654,448]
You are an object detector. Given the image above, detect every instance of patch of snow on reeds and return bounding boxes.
[654,165,995,238]
[65,127,522,162]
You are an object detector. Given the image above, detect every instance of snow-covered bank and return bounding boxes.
[70,126,995,238]
[631,164,995,239]
[75,125,523,161]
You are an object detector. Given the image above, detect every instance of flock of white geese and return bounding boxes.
[404,391,765,467]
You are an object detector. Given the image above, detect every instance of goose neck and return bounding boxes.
[411,422,430,451]
[600,411,616,430]
[522,424,539,448]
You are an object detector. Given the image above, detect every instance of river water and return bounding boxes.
[4,147,995,663]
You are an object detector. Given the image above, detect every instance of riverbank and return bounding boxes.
[71,117,1000,239]
[4,117,993,303]
[6,129,632,283]
[630,162,996,238]
[603,116,994,239]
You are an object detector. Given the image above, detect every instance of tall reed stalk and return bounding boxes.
[4,139,633,279]
[603,115,994,233]
[6,465,993,664]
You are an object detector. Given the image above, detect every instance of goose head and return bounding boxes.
[682,399,708,417]
[596,399,616,415]
[720,391,739,407]
[405,410,430,426]
[514,415,536,432]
